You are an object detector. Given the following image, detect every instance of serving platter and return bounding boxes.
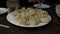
[7,12,51,27]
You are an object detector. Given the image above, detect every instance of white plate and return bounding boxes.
[56,5,60,17]
[7,12,51,27]
[34,4,50,8]
[0,8,8,14]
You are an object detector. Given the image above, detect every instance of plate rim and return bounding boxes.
[33,4,50,8]
[56,5,60,17]
[0,8,8,14]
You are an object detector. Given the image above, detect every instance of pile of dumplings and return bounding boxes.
[12,7,50,25]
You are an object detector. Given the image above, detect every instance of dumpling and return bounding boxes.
[40,17,50,23]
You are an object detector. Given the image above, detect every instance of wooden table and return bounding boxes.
[0,4,60,34]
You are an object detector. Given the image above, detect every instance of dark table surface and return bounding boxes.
[0,3,60,34]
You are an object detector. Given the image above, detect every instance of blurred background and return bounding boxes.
[0,0,60,8]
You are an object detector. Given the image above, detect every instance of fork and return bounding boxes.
[0,24,9,28]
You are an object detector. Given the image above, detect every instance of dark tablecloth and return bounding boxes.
[0,1,60,34]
